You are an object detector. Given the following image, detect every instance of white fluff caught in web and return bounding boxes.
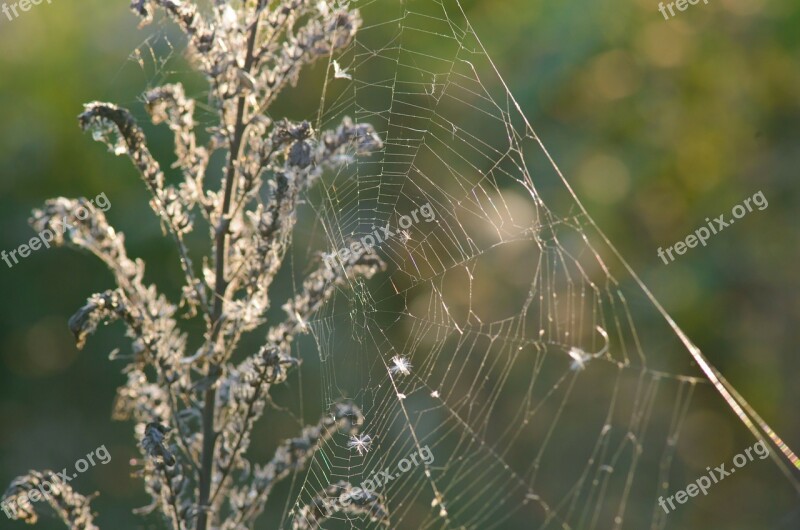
[347,434,372,456]
[389,355,412,376]
[567,326,609,371]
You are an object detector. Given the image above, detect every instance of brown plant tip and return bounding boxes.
[143,422,178,466]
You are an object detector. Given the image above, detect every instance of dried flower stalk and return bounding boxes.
[3,1,384,529]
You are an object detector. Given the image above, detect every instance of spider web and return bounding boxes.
[276,1,800,529]
[119,1,799,528]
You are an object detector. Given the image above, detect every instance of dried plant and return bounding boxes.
[2,1,385,528]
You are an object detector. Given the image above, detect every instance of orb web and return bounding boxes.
[122,1,800,528]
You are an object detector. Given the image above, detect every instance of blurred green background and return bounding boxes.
[0,0,798,528]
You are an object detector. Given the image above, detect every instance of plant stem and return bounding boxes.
[195,96,246,530]
[195,6,263,529]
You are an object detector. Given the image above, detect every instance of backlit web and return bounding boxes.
[128,0,800,528]
[280,1,800,529]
